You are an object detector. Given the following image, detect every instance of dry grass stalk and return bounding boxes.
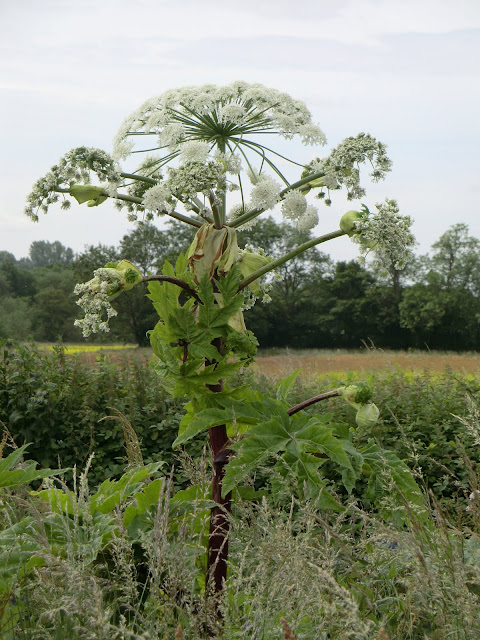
[175,623,185,640]
[280,617,297,639]
[100,408,144,467]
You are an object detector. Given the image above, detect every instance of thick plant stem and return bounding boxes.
[206,338,232,607]
[238,229,346,291]
[288,389,340,416]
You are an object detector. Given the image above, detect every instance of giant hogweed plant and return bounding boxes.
[25,82,421,603]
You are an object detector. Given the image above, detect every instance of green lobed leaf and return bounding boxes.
[275,369,301,403]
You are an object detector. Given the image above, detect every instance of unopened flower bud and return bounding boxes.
[338,383,373,409]
[339,210,363,235]
[70,184,108,207]
[355,403,380,429]
[236,250,271,295]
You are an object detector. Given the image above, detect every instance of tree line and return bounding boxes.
[1,220,480,351]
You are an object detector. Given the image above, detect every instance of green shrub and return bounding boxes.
[0,341,189,488]
[265,367,480,507]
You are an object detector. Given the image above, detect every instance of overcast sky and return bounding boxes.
[1,0,479,263]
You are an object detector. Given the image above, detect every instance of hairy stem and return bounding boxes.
[238,229,346,291]
[206,337,231,617]
[288,390,340,416]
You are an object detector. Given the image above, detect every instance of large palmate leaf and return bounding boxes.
[148,264,255,399]
[222,405,359,509]
[173,388,266,447]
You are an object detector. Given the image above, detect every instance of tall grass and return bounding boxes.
[3,344,480,637]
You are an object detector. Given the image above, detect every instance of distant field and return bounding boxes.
[41,344,480,378]
[252,349,480,380]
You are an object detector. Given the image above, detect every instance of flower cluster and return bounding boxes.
[281,189,307,220]
[249,175,282,211]
[303,133,392,206]
[113,81,326,162]
[25,147,121,220]
[142,184,174,215]
[353,199,415,270]
[297,205,319,231]
[167,160,224,201]
[74,261,142,337]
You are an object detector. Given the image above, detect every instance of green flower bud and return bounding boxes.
[70,184,107,207]
[355,403,380,429]
[99,260,143,300]
[115,260,143,290]
[236,250,271,295]
[338,383,373,409]
[339,210,363,235]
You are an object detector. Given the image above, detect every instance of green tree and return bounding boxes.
[29,240,74,268]
[241,217,333,347]
[0,261,37,297]
[0,297,33,339]
[320,261,377,347]
[0,250,16,264]
[400,225,480,349]
[31,268,80,342]
[119,220,195,274]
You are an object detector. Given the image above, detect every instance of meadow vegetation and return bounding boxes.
[2,342,480,638]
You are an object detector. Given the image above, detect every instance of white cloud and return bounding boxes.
[1,0,479,262]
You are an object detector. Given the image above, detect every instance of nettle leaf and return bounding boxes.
[361,440,427,525]
[276,369,301,403]
[0,444,64,488]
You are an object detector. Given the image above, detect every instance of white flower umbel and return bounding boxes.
[74,261,143,337]
[304,133,393,205]
[227,204,258,230]
[25,147,121,221]
[74,269,122,337]
[354,199,414,270]
[180,141,211,165]
[297,205,319,231]
[158,123,184,148]
[113,82,326,167]
[142,184,173,214]
[281,189,307,221]
[218,103,247,124]
[167,161,224,200]
[249,175,282,211]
